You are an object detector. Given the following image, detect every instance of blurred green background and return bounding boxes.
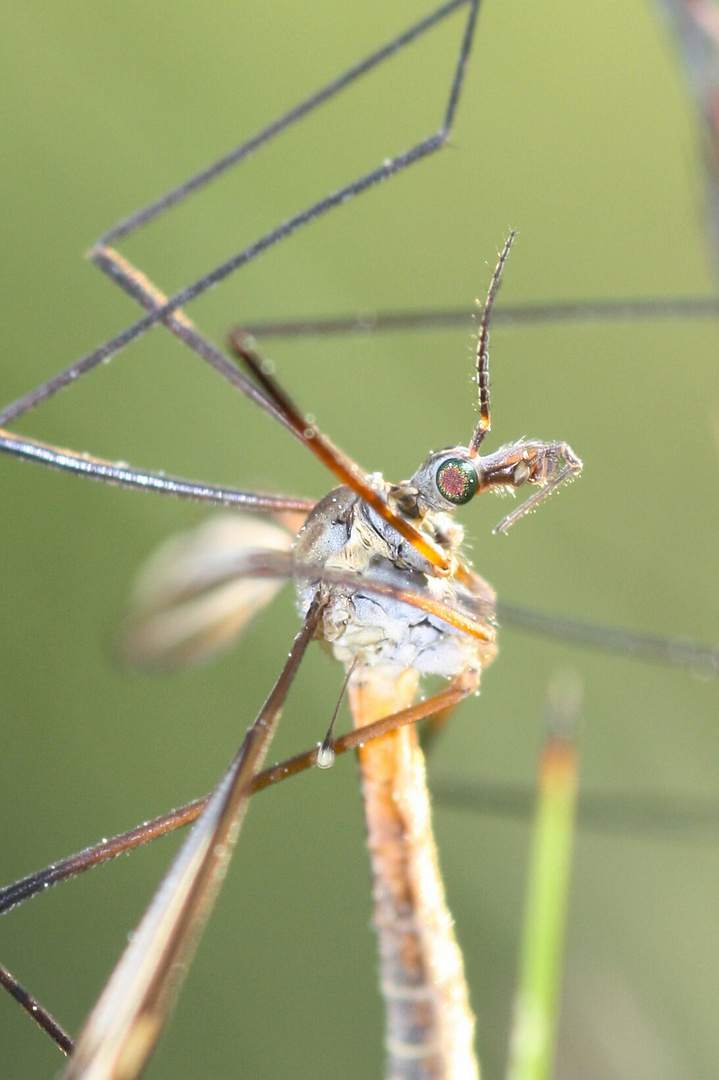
[0,2,718,1077]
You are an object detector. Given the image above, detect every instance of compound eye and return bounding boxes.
[435,458,479,505]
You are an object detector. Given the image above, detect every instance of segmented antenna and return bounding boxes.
[469,230,515,457]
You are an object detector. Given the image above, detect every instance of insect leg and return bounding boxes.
[0,961,73,1056]
[60,591,325,1080]
[0,1,482,431]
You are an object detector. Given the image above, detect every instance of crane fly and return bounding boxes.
[1,2,718,1078]
[5,226,577,1079]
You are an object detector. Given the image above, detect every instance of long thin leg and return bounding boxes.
[0,427,315,512]
[119,544,496,646]
[115,522,719,679]
[0,961,74,1057]
[432,778,719,840]
[98,0,475,248]
[241,294,719,340]
[0,679,474,916]
[230,335,454,572]
[0,1,481,431]
[497,603,719,675]
[5,657,719,1063]
[3,660,716,924]
[2,592,712,927]
[59,590,325,1080]
[86,247,296,437]
[4,673,481,1062]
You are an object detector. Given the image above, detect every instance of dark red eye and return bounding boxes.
[435,458,479,505]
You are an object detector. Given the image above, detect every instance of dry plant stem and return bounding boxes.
[349,667,480,1080]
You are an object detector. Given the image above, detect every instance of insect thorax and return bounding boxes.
[293,483,496,678]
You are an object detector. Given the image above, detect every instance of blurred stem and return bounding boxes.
[505,710,579,1080]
